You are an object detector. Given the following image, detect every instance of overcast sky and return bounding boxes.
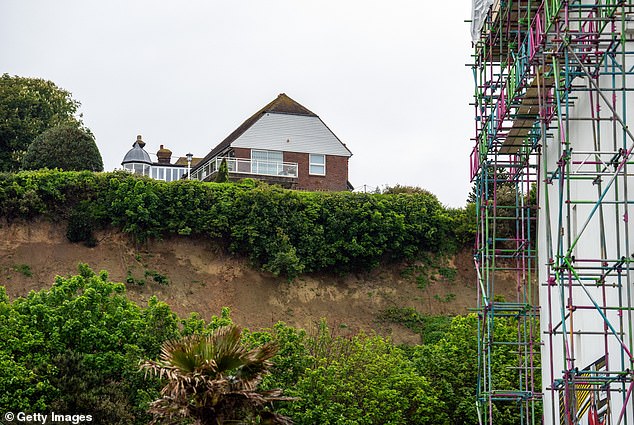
[1,1,474,207]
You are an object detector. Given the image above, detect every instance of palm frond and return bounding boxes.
[142,324,293,424]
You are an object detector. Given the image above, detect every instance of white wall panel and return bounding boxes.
[231,113,352,157]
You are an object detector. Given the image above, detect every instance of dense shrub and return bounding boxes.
[0,268,241,424]
[0,268,532,424]
[250,322,451,425]
[22,125,103,172]
[66,201,99,246]
[0,170,475,277]
[0,265,181,422]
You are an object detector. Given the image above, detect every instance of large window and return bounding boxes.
[251,150,283,175]
[124,163,150,176]
[309,154,325,175]
[149,166,186,182]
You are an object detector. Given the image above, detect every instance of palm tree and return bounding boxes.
[141,325,293,425]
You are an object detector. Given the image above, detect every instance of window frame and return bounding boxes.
[309,154,326,176]
[251,149,283,175]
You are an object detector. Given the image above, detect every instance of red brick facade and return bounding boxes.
[232,147,251,159]
[231,148,349,191]
[284,152,349,191]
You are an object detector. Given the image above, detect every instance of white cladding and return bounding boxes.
[231,113,351,157]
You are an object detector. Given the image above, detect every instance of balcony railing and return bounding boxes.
[193,156,298,181]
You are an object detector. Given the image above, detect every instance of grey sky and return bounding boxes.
[1,1,474,207]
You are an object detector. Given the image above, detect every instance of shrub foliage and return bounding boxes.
[22,125,103,172]
[0,170,474,277]
[0,74,84,172]
[0,267,530,424]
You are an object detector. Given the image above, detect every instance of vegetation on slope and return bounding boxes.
[0,170,475,278]
[0,266,530,424]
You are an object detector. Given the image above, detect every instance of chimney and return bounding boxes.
[156,144,172,164]
[135,135,146,148]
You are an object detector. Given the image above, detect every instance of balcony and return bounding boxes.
[192,156,299,185]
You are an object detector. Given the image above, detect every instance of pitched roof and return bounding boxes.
[173,156,203,167]
[191,93,318,173]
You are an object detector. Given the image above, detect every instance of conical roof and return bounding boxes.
[122,135,152,165]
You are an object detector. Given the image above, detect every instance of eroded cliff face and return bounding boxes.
[0,221,491,344]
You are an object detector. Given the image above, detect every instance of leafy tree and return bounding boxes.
[141,325,292,425]
[0,265,181,423]
[0,74,84,171]
[257,322,450,425]
[215,158,229,183]
[22,125,103,171]
[382,184,437,196]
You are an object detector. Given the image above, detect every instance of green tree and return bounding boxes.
[0,74,84,171]
[141,325,292,425]
[22,125,103,171]
[382,184,437,196]
[215,158,229,183]
[0,265,182,423]
[258,322,450,425]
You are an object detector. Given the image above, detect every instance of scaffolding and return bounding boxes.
[471,0,634,424]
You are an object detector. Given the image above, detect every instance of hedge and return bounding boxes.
[0,170,472,277]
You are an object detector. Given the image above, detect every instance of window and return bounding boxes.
[132,163,149,176]
[309,154,325,175]
[252,150,283,175]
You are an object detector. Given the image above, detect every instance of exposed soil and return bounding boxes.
[0,221,517,344]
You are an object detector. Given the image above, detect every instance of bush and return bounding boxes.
[22,125,103,172]
[253,322,451,425]
[215,158,229,183]
[0,265,182,421]
[66,201,99,246]
[0,171,471,277]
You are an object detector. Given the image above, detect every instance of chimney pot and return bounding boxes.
[156,144,172,164]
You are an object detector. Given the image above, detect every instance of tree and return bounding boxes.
[22,124,103,171]
[0,265,182,422]
[0,74,84,172]
[215,158,229,183]
[258,321,451,425]
[382,184,437,197]
[142,325,293,425]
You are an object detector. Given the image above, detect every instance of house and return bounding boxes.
[189,93,353,191]
[121,135,202,182]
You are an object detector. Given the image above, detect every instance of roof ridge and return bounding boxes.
[262,93,317,116]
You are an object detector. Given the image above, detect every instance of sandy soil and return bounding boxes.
[0,221,517,344]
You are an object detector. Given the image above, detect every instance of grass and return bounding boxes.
[438,266,458,281]
[377,307,453,344]
[13,264,32,277]
[433,293,456,303]
[144,270,170,285]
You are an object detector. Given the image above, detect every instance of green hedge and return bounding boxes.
[0,170,473,277]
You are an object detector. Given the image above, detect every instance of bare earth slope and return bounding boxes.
[0,221,513,344]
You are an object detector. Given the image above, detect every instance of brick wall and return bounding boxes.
[284,152,349,191]
[229,148,349,191]
[233,147,251,159]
